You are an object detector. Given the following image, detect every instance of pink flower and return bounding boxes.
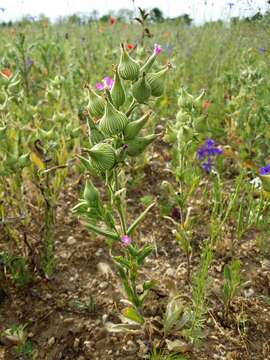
[120,235,132,246]
[95,76,114,91]
[203,100,210,110]
[154,44,162,55]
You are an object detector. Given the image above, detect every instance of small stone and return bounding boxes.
[48,337,55,346]
[67,236,76,245]
[97,262,113,278]
[126,340,137,353]
[244,288,254,298]
[63,317,75,324]
[73,338,80,350]
[95,248,104,256]
[99,281,109,290]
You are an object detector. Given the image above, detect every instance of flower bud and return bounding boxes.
[119,43,140,81]
[131,72,151,103]
[87,86,105,118]
[99,96,128,136]
[111,65,126,108]
[88,143,116,171]
[83,179,100,207]
[87,118,104,146]
[124,111,152,140]
[125,134,157,157]
[147,66,169,97]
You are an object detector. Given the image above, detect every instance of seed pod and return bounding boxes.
[125,134,157,157]
[147,66,169,97]
[124,111,152,140]
[111,65,126,109]
[99,96,128,136]
[119,43,140,81]
[131,72,151,103]
[177,88,194,108]
[83,179,100,207]
[87,86,105,118]
[176,110,190,124]
[87,118,105,146]
[88,143,116,171]
[140,51,158,74]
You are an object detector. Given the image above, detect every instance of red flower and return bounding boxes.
[126,43,134,50]
[203,100,210,110]
[0,68,12,79]
[109,16,116,25]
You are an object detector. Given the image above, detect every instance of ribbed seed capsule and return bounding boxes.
[131,72,151,104]
[140,51,158,74]
[87,86,105,118]
[119,43,140,81]
[147,66,169,97]
[99,97,128,136]
[111,65,126,109]
[124,111,152,140]
[83,180,100,207]
[87,118,105,146]
[125,134,157,157]
[88,143,116,171]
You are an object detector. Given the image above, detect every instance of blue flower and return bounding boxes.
[259,164,270,175]
[196,138,223,173]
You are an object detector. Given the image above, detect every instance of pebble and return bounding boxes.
[126,340,137,353]
[95,248,104,256]
[67,236,76,245]
[48,337,55,346]
[73,338,80,350]
[99,281,109,290]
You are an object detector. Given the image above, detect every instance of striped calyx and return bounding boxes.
[88,143,116,171]
[147,66,169,97]
[99,96,128,136]
[125,134,157,157]
[119,43,140,81]
[87,86,105,118]
[111,65,126,109]
[140,51,158,74]
[87,118,105,146]
[83,179,100,207]
[124,111,152,140]
[131,72,151,104]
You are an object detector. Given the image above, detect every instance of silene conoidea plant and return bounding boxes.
[73,43,171,327]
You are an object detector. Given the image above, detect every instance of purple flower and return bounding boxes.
[202,158,212,173]
[171,207,181,221]
[259,47,265,54]
[259,164,270,175]
[27,15,37,22]
[95,76,114,91]
[120,235,132,246]
[196,139,223,173]
[154,44,162,55]
[123,144,129,150]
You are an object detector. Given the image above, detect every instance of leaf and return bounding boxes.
[164,296,183,336]
[30,151,45,170]
[105,322,141,333]
[166,339,193,353]
[134,17,143,24]
[122,307,144,324]
[127,202,155,235]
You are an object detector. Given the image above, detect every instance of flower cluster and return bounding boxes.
[259,164,270,175]
[197,139,223,173]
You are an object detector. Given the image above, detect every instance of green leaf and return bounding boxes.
[122,307,144,324]
[127,202,155,235]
